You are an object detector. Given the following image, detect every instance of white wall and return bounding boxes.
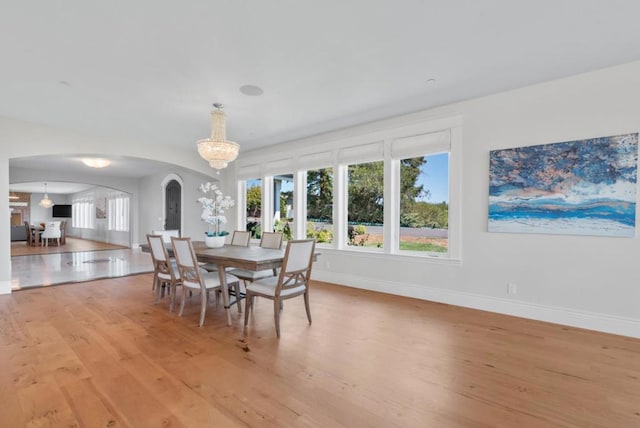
[29,192,68,224]
[232,60,640,338]
[138,170,219,244]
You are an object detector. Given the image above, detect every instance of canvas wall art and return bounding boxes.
[489,133,638,237]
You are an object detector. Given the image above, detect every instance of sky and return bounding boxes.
[416,152,449,203]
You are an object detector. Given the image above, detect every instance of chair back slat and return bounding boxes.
[260,232,283,249]
[231,230,251,246]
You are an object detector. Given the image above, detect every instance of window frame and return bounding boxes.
[234,116,462,262]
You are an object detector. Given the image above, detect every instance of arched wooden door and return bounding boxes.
[165,179,181,233]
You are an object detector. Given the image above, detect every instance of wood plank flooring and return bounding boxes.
[11,237,127,257]
[1,276,639,427]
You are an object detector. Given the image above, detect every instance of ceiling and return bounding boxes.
[10,182,93,195]
[2,1,640,158]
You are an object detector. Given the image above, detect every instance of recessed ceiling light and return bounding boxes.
[426,78,436,85]
[81,158,111,168]
[239,84,264,96]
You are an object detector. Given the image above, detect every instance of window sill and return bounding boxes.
[316,246,461,266]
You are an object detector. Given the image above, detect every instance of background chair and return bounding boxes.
[229,231,283,284]
[244,239,316,338]
[152,229,180,243]
[23,221,34,246]
[230,230,251,246]
[147,234,182,311]
[40,221,61,247]
[171,237,242,327]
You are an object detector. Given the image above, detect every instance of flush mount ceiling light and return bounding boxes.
[196,103,240,172]
[38,182,54,208]
[81,158,111,168]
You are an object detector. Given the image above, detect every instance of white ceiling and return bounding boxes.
[2,1,640,157]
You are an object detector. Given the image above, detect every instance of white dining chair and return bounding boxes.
[147,234,182,312]
[171,237,242,327]
[40,221,62,247]
[244,239,316,338]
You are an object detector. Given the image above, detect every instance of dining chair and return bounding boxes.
[40,221,62,247]
[230,230,251,246]
[171,237,242,327]
[229,231,283,284]
[202,229,252,273]
[147,234,182,312]
[152,229,180,243]
[23,221,34,246]
[244,239,316,338]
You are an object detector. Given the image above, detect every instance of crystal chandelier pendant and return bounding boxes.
[196,103,240,172]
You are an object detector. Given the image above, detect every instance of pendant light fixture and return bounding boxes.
[196,103,240,171]
[38,182,54,208]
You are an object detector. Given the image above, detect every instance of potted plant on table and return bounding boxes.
[198,182,235,248]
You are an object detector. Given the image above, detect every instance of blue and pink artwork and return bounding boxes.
[489,133,638,237]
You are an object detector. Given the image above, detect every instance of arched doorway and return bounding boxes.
[163,177,182,234]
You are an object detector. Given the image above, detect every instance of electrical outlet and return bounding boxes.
[507,283,517,295]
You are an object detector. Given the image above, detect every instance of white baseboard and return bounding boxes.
[0,280,12,295]
[312,269,640,339]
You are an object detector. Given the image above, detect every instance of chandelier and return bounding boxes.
[196,103,240,171]
[38,182,54,208]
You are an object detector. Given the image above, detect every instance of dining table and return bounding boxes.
[142,241,295,326]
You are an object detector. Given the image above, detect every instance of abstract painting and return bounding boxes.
[489,133,638,237]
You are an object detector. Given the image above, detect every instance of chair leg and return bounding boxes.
[178,287,187,316]
[152,271,158,291]
[304,291,312,324]
[274,298,281,338]
[244,292,252,326]
[233,282,242,313]
[198,290,208,327]
[169,283,176,312]
[154,279,162,304]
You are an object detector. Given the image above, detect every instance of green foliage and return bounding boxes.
[246,185,262,218]
[399,241,447,252]
[347,161,384,223]
[249,223,261,239]
[306,222,333,243]
[348,224,370,246]
[307,168,333,221]
[406,201,448,228]
[274,219,293,240]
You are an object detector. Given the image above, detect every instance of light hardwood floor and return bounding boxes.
[11,237,127,257]
[1,275,639,427]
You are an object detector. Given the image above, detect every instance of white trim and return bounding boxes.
[160,173,184,235]
[0,279,11,294]
[312,270,640,339]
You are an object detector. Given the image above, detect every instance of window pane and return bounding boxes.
[246,179,262,238]
[399,153,449,253]
[306,168,333,244]
[273,174,294,240]
[347,160,384,248]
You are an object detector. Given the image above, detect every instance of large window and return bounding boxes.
[399,153,449,253]
[273,174,294,240]
[108,194,130,232]
[347,160,384,248]
[306,167,333,244]
[246,178,262,238]
[236,121,459,259]
[72,196,94,229]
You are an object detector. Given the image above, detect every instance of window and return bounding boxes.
[306,167,333,244]
[72,196,94,229]
[273,174,294,240]
[246,178,262,238]
[347,160,384,248]
[236,118,460,260]
[108,194,130,232]
[399,153,449,253]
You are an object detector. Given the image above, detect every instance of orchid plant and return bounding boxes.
[197,182,235,237]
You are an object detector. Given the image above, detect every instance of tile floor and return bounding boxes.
[11,248,153,290]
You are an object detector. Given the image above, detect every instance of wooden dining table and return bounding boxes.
[142,241,291,326]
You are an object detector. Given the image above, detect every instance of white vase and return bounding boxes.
[205,235,226,248]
